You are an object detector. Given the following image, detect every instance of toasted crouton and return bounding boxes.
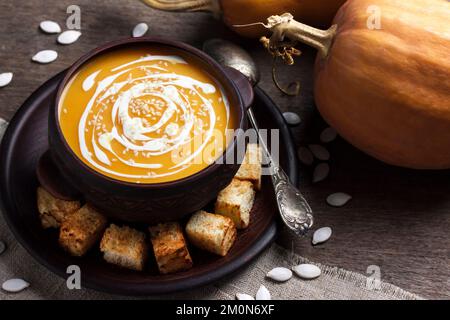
[235,143,262,190]
[59,204,107,256]
[148,222,193,274]
[214,178,255,229]
[186,210,236,257]
[37,187,81,228]
[100,224,147,271]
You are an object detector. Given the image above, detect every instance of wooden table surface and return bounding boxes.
[0,0,448,299]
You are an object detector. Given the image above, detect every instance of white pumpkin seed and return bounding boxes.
[308,144,330,161]
[312,163,329,183]
[292,264,321,279]
[0,73,13,88]
[326,192,352,207]
[132,23,148,37]
[298,147,314,166]
[266,267,292,282]
[39,20,61,34]
[320,127,338,143]
[255,285,271,300]
[236,293,255,300]
[57,30,82,45]
[2,278,30,293]
[283,112,301,126]
[32,50,58,64]
[312,227,332,245]
[0,240,5,255]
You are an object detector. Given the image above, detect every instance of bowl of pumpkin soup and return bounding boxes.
[47,38,253,223]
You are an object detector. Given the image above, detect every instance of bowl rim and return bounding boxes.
[53,37,247,189]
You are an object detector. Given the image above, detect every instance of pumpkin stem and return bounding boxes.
[236,13,337,96]
[278,21,337,59]
[240,13,337,59]
[271,57,301,96]
[140,0,221,16]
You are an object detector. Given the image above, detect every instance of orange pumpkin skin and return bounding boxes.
[314,0,450,169]
[222,0,346,38]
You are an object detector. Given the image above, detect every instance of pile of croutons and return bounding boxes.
[36,144,262,274]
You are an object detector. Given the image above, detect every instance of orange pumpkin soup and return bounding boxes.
[58,46,236,183]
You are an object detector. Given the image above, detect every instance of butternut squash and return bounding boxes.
[263,0,450,169]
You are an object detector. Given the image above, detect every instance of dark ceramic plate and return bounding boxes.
[0,71,299,295]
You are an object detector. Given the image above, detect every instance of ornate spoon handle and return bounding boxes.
[247,107,314,235]
[271,165,314,235]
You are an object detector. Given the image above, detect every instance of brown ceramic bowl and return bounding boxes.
[47,38,254,224]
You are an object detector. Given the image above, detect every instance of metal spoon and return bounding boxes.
[203,39,313,235]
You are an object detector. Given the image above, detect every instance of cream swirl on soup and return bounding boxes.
[59,47,235,183]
